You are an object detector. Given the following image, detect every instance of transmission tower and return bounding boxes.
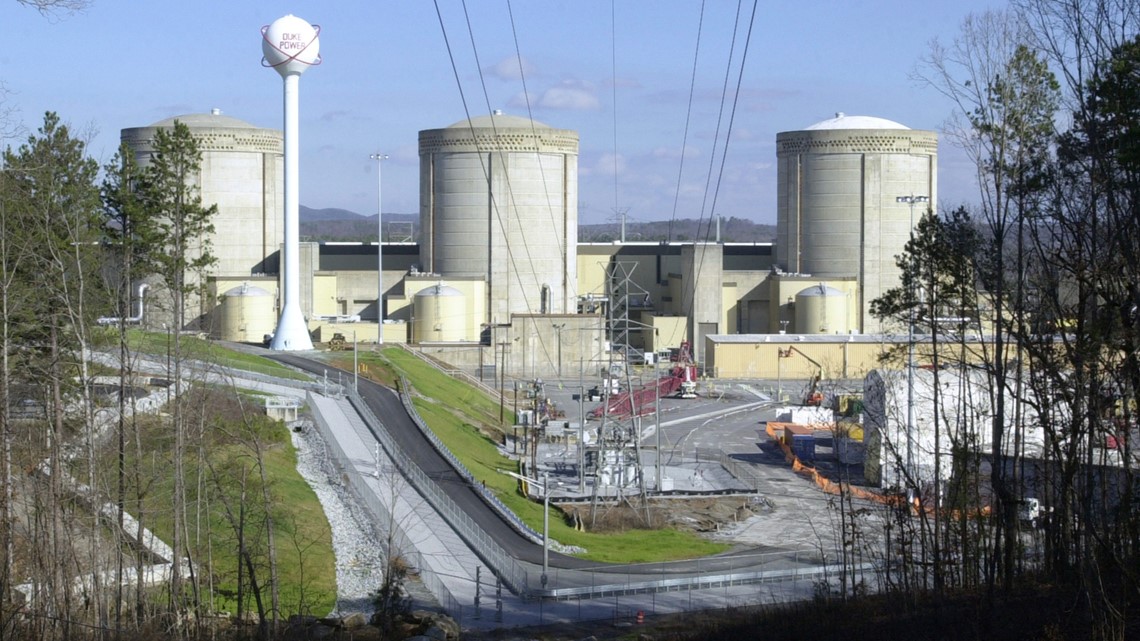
[589,260,653,525]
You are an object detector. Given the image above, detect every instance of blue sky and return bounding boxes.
[0,1,1005,225]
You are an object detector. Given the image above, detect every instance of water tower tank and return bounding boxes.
[776,113,936,333]
[216,283,276,342]
[419,110,578,324]
[795,284,848,334]
[413,284,466,343]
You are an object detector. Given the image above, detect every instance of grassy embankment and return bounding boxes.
[91,334,336,616]
[113,329,310,381]
[352,347,730,564]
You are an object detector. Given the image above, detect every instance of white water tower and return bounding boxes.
[262,14,320,351]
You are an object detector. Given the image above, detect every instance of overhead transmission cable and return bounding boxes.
[434,0,559,375]
[682,0,759,329]
[667,0,708,244]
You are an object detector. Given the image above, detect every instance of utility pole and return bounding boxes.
[370,153,388,341]
[896,194,928,491]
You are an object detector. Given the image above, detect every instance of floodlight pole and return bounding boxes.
[503,470,550,586]
[654,341,662,491]
[896,194,929,490]
[371,153,388,342]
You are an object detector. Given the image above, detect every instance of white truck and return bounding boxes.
[1018,497,1042,528]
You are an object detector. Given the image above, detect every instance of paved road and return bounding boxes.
[268,351,842,600]
[271,353,607,571]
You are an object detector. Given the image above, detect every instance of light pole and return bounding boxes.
[503,470,551,587]
[896,194,929,492]
[371,153,388,343]
[654,332,662,491]
[353,330,358,391]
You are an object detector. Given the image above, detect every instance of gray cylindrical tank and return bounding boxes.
[419,110,578,324]
[776,113,936,333]
[216,283,276,343]
[122,110,283,282]
[795,284,848,334]
[413,284,466,343]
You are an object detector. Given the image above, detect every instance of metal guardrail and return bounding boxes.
[397,344,515,413]
[296,360,879,614]
[344,387,534,595]
[395,376,545,545]
[694,447,763,492]
[307,391,468,622]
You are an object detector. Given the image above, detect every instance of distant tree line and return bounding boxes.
[299,213,777,244]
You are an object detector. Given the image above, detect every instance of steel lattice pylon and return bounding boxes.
[589,260,653,525]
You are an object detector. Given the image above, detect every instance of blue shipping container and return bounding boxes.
[792,434,816,462]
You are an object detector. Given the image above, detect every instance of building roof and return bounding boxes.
[416,284,464,297]
[148,109,258,129]
[446,110,552,130]
[804,112,909,131]
[222,283,271,297]
[796,284,846,297]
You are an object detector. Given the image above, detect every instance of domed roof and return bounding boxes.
[797,284,846,298]
[415,284,464,298]
[148,109,259,129]
[804,112,909,131]
[447,110,552,130]
[222,283,272,297]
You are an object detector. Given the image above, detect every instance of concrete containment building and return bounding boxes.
[122,110,283,281]
[776,113,936,333]
[418,110,579,325]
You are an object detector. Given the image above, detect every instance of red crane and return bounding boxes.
[588,341,698,420]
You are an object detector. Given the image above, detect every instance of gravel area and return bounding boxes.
[290,418,387,617]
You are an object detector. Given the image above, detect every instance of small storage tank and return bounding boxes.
[413,284,466,342]
[216,283,275,343]
[795,284,848,334]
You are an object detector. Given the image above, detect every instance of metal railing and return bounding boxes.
[394,376,544,544]
[342,387,534,595]
[694,447,764,492]
[305,363,881,616]
[307,391,469,621]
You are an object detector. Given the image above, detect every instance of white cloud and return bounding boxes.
[651,144,702,160]
[506,90,539,110]
[594,152,626,176]
[490,55,537,81]
[537,79,600,110]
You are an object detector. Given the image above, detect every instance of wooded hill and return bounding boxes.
[299,206,777,243]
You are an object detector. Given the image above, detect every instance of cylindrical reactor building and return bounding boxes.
[122,110,283,280]
[776,113,936,333]
[419,111,578,325]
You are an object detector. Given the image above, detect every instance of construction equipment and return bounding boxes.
[674,340,698,398]
[327,332,347,351]
[778,345,824,406]
[586,341,699,420]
